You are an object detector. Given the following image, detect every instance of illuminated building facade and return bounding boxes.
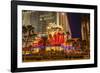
[22,11,71,37]
[81,14,90,48]
[22,11,90,62]
[57,12,71,38]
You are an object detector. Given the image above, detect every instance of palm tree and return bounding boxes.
[25,25,34,47]
[22,26,27,48]
[22,26,27,34]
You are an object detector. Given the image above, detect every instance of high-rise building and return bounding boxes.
[22,10,31,26]
[57,12,72,38]
[22,11,71,36]
[81,14,90,48]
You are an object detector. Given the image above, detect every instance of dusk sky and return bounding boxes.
[67,13,82,38]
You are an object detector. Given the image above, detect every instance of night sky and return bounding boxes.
[67,13,82,38]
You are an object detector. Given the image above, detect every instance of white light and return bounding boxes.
[61,13,65,15]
